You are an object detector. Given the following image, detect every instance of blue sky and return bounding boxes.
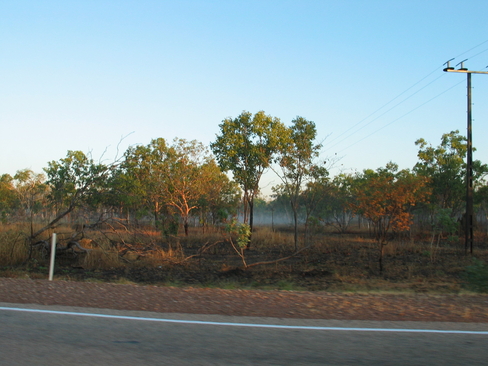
[2,1,488,195]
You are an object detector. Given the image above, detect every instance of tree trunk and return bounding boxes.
[379,242,385,274]
[243,191,249,224]
[246,196,254,250]
[293,207,298,251]
[154,202,159,225]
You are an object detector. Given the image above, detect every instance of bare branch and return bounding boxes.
[244,246,311,269]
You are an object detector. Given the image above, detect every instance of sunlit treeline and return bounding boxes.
[1,111,488,251]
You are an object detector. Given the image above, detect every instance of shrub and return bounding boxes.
[463,259,488,293]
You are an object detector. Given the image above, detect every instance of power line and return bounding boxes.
[325,65,444,147]
[324,72,446,153]
[324,39,488,156]
[452,39,488,59]
[334,79,465,155]
[463,46,488,65]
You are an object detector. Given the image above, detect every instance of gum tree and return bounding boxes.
[414,130,488,216]
[163,138,215,236]
[13,169,48,232]
[117,138,170,224]
[211,111,286,247]
[195,160,241,229]
[310,173,356,233]
[349,163,430,274]
[0,174,16,222]
[36,150,113,240]
[273,116,322,250]
[119,138,230,235]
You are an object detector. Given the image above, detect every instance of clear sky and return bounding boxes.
[2,0,488,195]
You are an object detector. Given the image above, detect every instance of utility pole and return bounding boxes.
[443,59,488,254]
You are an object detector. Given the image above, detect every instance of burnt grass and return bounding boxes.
[6,225,488,293]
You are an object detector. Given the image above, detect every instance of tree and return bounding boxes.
[274,117,322,250]
[0,174,16,222]
[38,150,113,239]
[299,165,331,240]
[414,130,488,217]
[119,138,231,236]
[13,169,48,231]
[163,138,215,236]
[117,138,171,225]
[211,110,287,247]
[349,163,430,273]
[195,160,241,229]
[475,182,488,231]
[314,173,356,233]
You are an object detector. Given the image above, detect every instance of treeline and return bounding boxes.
[1,111,488,254]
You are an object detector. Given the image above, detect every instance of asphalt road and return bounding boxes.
[1,303,488,366]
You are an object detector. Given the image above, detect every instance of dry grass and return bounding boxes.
[251,226,294,250]
[1,223,488,293]
[82,249,123,270]
[0,229,29,266]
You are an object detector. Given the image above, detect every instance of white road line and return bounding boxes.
[1,306,488,335]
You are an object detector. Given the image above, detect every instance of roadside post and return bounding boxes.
[49,233,57,281]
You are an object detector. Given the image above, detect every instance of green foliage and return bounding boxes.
[161,216,179,237]
[463,259,488,293]
[211,111,286,190]
[195,160,241,225]
[116,138,171,218]
[237,223,251,249]
[414,130,488,215]
[44,150,111,209]
[274,116,322,249]
[226,219,251,248]
[308,173,356,233]
[117,137,233,234]
[211,111,287,231]
[432,208,458,237]
[0,174,16,221]
[13,169,48,219]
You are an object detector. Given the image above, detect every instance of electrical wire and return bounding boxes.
[324,72,446,152]
[452,39,488,60]
[323,39,488,157]
[325,65,443,147]
[334,79,465,155]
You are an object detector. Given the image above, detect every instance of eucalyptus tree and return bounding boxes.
[299,166,331,239]
[0,174,16,222]
[414,130,488,217]
[211,111,287,245]
[349,163,430,273]
[115,138,170,223]
[13,169,48,229]
[164,138,216,235]
[37,150,113,239]
[120,138,229,235]
[273,117,322,250]
[311,173,356,233]
[195,159,241,228]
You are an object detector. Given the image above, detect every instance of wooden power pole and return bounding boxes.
[443,59,488,254]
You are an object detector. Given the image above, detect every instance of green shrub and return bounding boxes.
[463,259,488,293]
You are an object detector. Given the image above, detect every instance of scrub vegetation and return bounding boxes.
[1,111,488,293]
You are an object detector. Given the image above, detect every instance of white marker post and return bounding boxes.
[48,233,57,281]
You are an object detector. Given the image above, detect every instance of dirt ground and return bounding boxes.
[1,277,487,323]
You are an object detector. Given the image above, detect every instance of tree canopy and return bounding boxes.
[211,110,287,243]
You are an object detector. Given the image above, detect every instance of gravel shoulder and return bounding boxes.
[1,278,487,322]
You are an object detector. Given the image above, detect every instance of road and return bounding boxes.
[1,303,488,365]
